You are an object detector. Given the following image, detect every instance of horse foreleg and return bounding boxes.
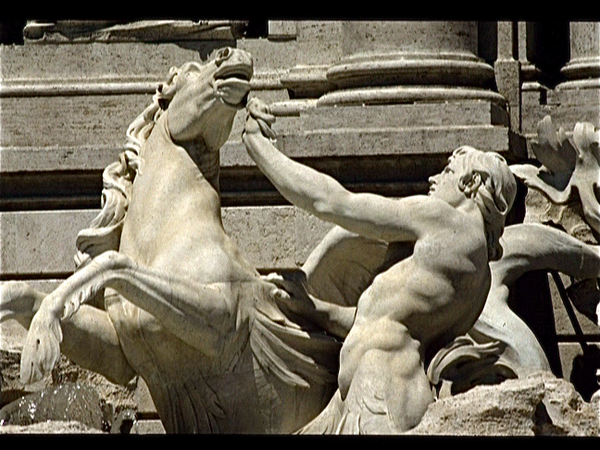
[60,303,136,385]
[20,250,241,384]
[1,281,135,385]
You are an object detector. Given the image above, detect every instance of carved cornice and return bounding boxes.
[0,79,159,97]
[317,86,507,108]
[0,71,287,98]
[22,20,246,43]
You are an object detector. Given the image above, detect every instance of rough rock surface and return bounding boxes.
[1,320,137,414]
[0,420,104,434]
[407,371,600,436]
[3,329,599,435]
[1,343,137,433]
[1,349,136,412]
[0,382,105,429]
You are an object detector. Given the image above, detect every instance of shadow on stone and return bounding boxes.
[570,345,600,402]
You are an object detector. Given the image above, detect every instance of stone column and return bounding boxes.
[551,22,600,127]
[495,21,522,133]
[279,21,342,99]
[561,22,600,86]
[318,21,505,107]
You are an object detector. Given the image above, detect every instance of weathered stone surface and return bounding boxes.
[4,46,342,435]
[0,210,97,276]
[22,20,244,44]
[0,382,105,430]
[301,102,509,131]
[130,419,166,434]
[407,372,600,436]
[1,321,137,427]
[1,347,136,414]
[0,207,335,276]
[280,126,517,159]
[2,370,598,436]
[1,19,599,436]
[0,420,104,434]
[0,95,152,148]
[0,42,204,81]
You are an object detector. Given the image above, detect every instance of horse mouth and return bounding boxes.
[214,65,253,107]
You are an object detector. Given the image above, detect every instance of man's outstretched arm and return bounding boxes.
[242,99,446,243]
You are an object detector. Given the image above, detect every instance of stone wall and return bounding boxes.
[1,19,599,431]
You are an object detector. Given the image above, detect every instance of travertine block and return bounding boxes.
[301,102,509,131]
[0,207,335,277]
[130,419,166,434]
[0,95,152,148]
[0,42,208,81]
[0,210,97,276]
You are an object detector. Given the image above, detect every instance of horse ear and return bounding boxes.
[156,72,179,106]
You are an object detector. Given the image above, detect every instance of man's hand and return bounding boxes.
[263,271,356,339]
[244,97,277,140]
[263,272,316,318]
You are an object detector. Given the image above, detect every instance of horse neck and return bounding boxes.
[137,115,224,225]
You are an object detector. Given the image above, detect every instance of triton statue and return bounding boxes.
[243,97,518,433]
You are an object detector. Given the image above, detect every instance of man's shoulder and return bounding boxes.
[401,195,463,227]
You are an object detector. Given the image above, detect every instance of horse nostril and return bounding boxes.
[215,47,232,66]
[219,48,231,59]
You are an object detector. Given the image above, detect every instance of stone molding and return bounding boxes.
[22,20,245,43]
[326,52,495,89]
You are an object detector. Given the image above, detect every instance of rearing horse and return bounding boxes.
[0,47,339,433]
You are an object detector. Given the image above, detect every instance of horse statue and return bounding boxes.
[0,47,341,433]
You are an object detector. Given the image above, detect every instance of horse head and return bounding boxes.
[74,48,253,267]
[162,47,254,151]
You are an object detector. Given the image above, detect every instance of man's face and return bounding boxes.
[427,156,466,206]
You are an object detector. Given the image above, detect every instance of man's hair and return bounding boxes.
[451,146,517,261]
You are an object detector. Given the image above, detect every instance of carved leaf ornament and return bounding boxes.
[511,116,600,239]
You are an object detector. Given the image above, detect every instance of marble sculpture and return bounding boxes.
[1,47,600,434]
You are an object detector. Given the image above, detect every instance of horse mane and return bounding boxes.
[74,66,180,268]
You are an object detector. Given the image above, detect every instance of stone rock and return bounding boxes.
[2,369,598,435]
[0,382,105,430]
[407,371,600,436]
[1,348,136,415]
[0,420,105,434]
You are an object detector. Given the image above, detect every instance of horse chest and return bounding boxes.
[121,180,223,268]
